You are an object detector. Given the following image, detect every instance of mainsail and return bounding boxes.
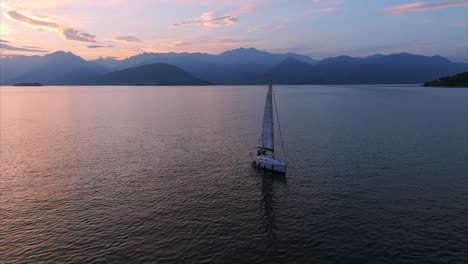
[261,83,274,151]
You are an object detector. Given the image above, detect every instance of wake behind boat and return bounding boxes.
[250,82,287,174]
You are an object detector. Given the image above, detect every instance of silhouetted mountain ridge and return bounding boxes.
[268,53,468,84]
[1,48,467,85]
[424,72,468,87]
[2,51,108,85]
[93,63,210,85]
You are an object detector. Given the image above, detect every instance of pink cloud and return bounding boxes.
[248,24,284,33]
[237,4,256,14]
[172,12,239,27]
[315,7,340,12]
[6,10,97,42]
[173,41,190,47]
[111,35,142,43]
[387,0,467,13]
[310,0,343,13]
[312,0,344,4]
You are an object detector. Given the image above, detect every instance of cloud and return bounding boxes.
[6,10,97,42]
[111,35,142,43]
[0,39,10,43]
[0,43,47,52]
[0,23,12,36]
[386,0,467,13]
[22,45,41,48]
[312,0,344,4]
[248,24,284,33]
[237,4,256,14]
[1,0,131,10]
[172,12,239,27]
[173,41,190,47]
[314,7,340,12]
[310,0,343,13]
[87,45,114,48]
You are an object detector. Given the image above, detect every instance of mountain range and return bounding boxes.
[1,48,467,85]
[424,72,468,87]
[92,63,211,86]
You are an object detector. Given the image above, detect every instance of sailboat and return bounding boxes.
[250,82,287,174]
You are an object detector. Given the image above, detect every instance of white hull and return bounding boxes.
[250,149,287,174]
[252,83,287,174]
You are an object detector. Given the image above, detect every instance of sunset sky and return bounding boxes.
[0,0,467,61]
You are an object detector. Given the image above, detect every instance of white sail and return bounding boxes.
[262,83,274,151]
[250,82,287,173]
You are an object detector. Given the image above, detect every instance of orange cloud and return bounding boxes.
[387,0,467,13]
[6,10,97,42]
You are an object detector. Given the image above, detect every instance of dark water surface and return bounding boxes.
[1,85,467,263]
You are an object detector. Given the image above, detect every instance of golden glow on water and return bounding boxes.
[1,86,467,263]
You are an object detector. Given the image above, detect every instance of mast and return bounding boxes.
[261,82,274,152]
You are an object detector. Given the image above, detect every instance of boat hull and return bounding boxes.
[250,149,287,174]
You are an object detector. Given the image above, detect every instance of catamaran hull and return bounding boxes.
[251,152,287,174]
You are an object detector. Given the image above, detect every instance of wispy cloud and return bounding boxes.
[0,39,10,43]
[110,35,142,43]
[0,43,47,52]
[314,7,341,12]
[310,0,344,13]
[172,12,239,27]
[386,0,467,13]
[1,0,130,10]
[6,10,97,42]
[173,41,190,47]
[87,45,114,48]
[237,4,256,14]
[312,0,344,4]
[248,24,284,33]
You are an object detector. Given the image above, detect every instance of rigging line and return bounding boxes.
[272,86,288,162]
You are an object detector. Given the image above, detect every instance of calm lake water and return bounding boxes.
[1,85,467,263]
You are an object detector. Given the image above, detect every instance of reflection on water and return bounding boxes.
[258,169,288,260]
[1,85,467,263]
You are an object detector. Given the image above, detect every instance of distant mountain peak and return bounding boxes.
[220,47,267,56]
[45,51,83,62]
[366,54,385,59]
[233,47,261,52]
[48,50,76,56]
